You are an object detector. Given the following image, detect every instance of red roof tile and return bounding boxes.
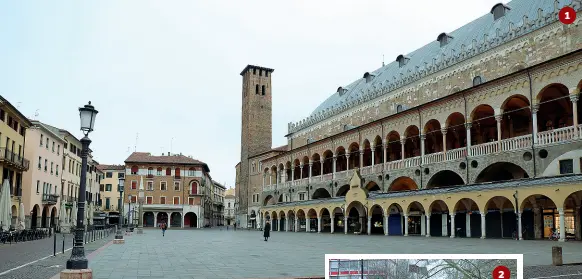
[272,145,288,152]
[124,152,210,172]
[96,164,125,171]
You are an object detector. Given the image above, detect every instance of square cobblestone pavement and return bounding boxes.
[84,228,582,279]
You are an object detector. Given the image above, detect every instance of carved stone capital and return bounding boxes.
[441,128,448,135]
[495,115,503,122]
[465,123,472,130]
[570,94,580,103]
[420,134,426,140]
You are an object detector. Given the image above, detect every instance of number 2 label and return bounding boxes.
[493,266,510,279]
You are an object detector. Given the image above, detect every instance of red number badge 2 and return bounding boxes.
[492,266,511,279]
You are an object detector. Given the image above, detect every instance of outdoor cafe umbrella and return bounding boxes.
[71,200,77,229]
[59,199,67,228]
[0,179,12,231]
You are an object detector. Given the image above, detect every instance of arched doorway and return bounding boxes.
[170,212,181,227]
[50,207,57,228]
[520,194,558,240]
[369,205,384,235]
[184,212,197,228]
[407,202,425,236]
[31,205,39,228]
[563,190,582,241]
[319,208,331,233]
[485,196,516,239]
[346,201,367,234]
[386,203,403,235]
[312,188,331,199]
[278,211,286,231]
[250,210,257,228]
[157,212,168,226]
[331,207,344,233]
[287,210,296,232]
[144,212,155,227]
[429,200,450,237]
[453,198,481,238]
[296,210,306,232]
[271,212,278,231]
[475,162,529,183]
[307,209,317,232]
[41,206,49,228]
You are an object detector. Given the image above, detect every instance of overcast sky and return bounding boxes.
[0,0,503,189]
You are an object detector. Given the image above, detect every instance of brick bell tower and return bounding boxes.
[238,65,274,226]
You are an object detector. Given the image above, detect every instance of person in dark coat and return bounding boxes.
[263,221,271,241]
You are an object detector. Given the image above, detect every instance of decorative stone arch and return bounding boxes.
[296,209,306,218]
[469,103,497,123]
[347,142,360,169]
[445,112,466,129]
[407,201,426,215]
[474,161,529,184]
[386,203,404,216]
[404,125,420,138]
[499,94,531,114]
[425,170,466,189]
[263,195,275,206]
[368,203,384,217]
[542,149,582,176]
[364,181,381,192]
[428,200,450,214]
[385,203,404,235]
[423,119,442,134]
[307,208,318,219]
[336,184,350,197]
[50,206,57,228]
[453,198,481,213]
[388,176,418,191]
[483,196,515,212]
[312,187,332,199]
[319,207,331,219]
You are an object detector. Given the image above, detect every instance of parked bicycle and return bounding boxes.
[548,228,560,241]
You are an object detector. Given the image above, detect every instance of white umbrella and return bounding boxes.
[71,200,77,228]
[0,179,12,231]
[17,201,25,230]
[59,200,67,228]
[88,203,94,225]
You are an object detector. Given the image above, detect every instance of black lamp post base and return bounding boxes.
[66,247,89,269]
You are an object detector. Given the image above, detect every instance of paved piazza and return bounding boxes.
[78,228,582,279]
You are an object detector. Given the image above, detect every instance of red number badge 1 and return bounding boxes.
[492,266,510,279]
[559,6,576,25]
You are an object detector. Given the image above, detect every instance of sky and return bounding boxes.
[0,0,503,189]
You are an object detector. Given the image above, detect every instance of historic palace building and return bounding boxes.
[124,152,218,228]
[237,0,582,240]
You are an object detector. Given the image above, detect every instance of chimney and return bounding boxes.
[167,152,170,156]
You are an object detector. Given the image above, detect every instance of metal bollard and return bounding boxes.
[62,234,65,254]
[53,229,56,256]
[552,246,563,266]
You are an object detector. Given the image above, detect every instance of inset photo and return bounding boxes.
[326,254,522,279]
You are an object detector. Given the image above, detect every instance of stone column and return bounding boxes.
[426,214,431,237]
[295,217,299,232]
[371,149,375,166]
[269,171,272,185]
[330,217,335,234]
[384,215,389,235]
[534,207,542,239]
[308,162,313,183]
[442,214,448,237]
[262,174,265,187]
[300,164,304,179]
[383,141,388,171]
[575,207,581,241]
[420,134,426,164]
[332,156,337,180]
[403,214,409,236]
[496,115,503,151]
[400,138,406,159]
[344,216,348,234]
[450,213,456,238]
[421,214,426,236]
[559,208,566,242]
[571,94,579,128]
[441,128,447,153]
[532,105,539,144]
[281,168,286,183]
[359,149,364,168]
[345,154,350,170]
[320,160,324,177]
[466,213,471,238]
[480,212,486,239]
[465,123,472,156]
[154,212,158,228]
[286,217,290,231]
[317,217,322,233]
[518,212,523,240]
[367,216,372,235]
[306,217,310,232]
[291,167,295,181]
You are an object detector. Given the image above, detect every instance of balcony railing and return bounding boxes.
[263,128,582,192]
[146,174,154,178]
[174,175,181,179]
[42,194,59,204]
[0,148,30,171]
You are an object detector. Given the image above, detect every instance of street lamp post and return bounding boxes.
[114,177,125,244]
[62,102,98,277]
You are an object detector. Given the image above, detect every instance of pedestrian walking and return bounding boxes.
[161,223,167,237]
[263,221,271,241]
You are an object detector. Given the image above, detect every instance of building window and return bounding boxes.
[255,84,259,94]
[40,134,43,146]
[147,181,154,191]
[105,198,110,210]
[175,168,181,177]
[100,184,105,191]
[106,172,113,178]
[146,196,153,204]
[188,168,195,176]
[299,192,305,201]
[36,180,40,193]
[190,181,198,195]
[52,141,55,152]
[131,166,138,175]
[105,184,112,191]
[173,197,180,204]
[261,85,265,95]
[166,168,171,176]
[157,167,162,176]
[51,162,54,174]
[559,159,574,174]
[57,145,60,155]
[56,165,59,176]
[130,195,137,203]
[160,181,167,191]
[46,138,49,149]
[174,181,180,191]
[473,76,483,86]
[160,196,166,204]
[44,159,48,172]
[188,197,194,205]
[38,156,41,169]
[131,180,137,190]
